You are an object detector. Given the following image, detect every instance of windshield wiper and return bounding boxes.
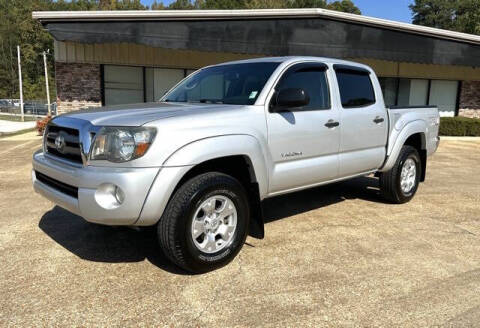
[199,98,224,104]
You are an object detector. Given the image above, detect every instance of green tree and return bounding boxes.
[199,0,248,9]
[99,0,146,10]
[246,0,289,8]
[326,0,361,14]
[168,0,197,9]
[0,0,362,100]
[0,0,149,100]
[150,0,166,9]
[166,0,361,12]
[287,0,326,8]
[410,0,480,35]
[0,0,55,100]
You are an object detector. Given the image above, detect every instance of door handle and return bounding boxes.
[324,119,340,128]
[373,116,385,124]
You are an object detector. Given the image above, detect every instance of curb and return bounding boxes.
[0,127,37,138]
[440,136,480,141]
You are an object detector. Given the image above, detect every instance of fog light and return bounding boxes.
[115,186,125,204]
[95,183,125,209]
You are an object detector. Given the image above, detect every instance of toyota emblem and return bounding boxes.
[55,134,66,153]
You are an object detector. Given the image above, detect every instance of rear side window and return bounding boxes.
[335,69,376,108]
[275,66,330,110]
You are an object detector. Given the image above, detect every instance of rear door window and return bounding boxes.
[335,69,376,108]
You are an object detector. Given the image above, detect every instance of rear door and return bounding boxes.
[266,62,341,194]
[333,65,388,176]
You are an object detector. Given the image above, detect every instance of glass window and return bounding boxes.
[377,77,460,116]
[164,62,280,105]
[145,68,185,102]
[397,78,428,106]
[145,67,154,103]
[379,77,398,107]
[155,68,185,101]
[429,80,459,117]
[336,70,375,107]
[275,66,330,110]
[104,65,144,106]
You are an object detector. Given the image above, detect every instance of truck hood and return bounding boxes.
[59,102,244,126]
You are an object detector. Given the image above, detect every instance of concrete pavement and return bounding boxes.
[0,134,479,327]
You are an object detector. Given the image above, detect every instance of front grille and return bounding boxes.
[35,171,78,198]
[45,125,83,164]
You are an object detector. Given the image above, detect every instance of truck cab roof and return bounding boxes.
[211,56,373,72]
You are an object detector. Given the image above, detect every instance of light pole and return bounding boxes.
[17,45,24,122]
[43,49,51,116]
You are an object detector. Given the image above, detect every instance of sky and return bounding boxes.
[141,0,415,23]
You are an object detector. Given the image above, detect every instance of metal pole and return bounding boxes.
[17,45,24,122]
[43,50,51,116]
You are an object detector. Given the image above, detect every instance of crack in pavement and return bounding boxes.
[414,227,476,236]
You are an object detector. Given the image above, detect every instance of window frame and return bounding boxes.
[333,64,377,109]
[102,64,145,106]
[269,62,332,112]
[101,64,193,106]
[377,76,461,116]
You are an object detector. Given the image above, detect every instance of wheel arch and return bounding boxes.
[403,133,427,181]
[170,154,265,239]
[163,134,269,197]
[143,135,268,238]
[381,120,427,174]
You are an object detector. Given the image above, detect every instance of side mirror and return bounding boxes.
[272,88,310,111]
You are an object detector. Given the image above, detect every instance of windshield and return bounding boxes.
[163,62,280,105]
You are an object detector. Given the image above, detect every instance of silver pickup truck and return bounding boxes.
[32,57,440,272]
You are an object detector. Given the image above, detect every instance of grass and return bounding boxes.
[0,114,38,122]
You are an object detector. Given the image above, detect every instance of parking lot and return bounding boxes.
[0,133,479,327]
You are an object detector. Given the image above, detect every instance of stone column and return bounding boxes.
[459,81,480,118]
[55,62,102,114]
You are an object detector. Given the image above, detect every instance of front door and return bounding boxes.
[266,62,341,195]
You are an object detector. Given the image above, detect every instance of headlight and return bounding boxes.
[90,127,156,163]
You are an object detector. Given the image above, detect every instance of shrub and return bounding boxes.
[36,116,52,135]
[439,117,480,136]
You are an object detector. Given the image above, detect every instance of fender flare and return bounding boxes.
[163,134,269,198]
[381,120,426,172]
[136,134,269,229]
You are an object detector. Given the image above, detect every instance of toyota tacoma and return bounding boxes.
[32,57,440,273]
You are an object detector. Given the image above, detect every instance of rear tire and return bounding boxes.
[157,172,249,273]
[379,145,421,204]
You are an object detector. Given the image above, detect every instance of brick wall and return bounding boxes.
[55,62,102,114]
[459,81,480,118]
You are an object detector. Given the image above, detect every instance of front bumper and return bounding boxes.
[32,151,160,225]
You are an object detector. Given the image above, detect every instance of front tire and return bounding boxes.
[379,145,422,204]
[157,172,249,273]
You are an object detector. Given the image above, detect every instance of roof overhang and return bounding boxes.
[32,9,480,45]
[32,9,480,67]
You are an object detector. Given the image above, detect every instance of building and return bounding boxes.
[32,8,480,118]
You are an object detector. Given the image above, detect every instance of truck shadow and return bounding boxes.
[263,175,383,223]
[38,207,191,275]
[38,175,382,273]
